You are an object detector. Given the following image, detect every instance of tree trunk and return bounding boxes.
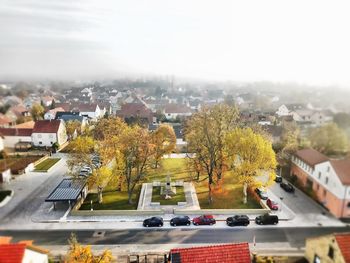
[128,191,133,204]
[208,176,213,204]
[196,171,200,181]
[243,182,248,204]
[98,186,103,204]
[155,160,159,169]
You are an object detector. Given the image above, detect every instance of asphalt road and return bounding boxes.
[1,227,349,247]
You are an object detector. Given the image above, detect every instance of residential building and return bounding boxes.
[43,107,65,120]
[305,232,350,263]
[32,120,67,147]
[116,103,153,123]
[71,103,102,121]
[0,128,33,148]
[163,104,192,120]
[276,104,291,117]
[169,243,251,263]
[0,236,49,263]
[291,149,350,218]
[0,113,15,128]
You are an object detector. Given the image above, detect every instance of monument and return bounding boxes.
[161,174,176,199]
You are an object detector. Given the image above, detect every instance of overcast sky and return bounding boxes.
[1,0,350,85]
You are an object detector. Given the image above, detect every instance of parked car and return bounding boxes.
[255,188,268,200]
[266,199,279,210]
[192,215,216,226]
[143,217,163,227]
[255,214,279,225]
[226,215,250,227]
[170,216,191,226]
[280,182,295,193]
[80,166,92,174]
[275,174,282,183]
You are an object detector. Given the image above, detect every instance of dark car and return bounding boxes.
[170,216,191,226]
[192,215,216,226]
[143,217,163,227]
[266,198,279,210]
[226,215,250,227]
[255,214,279,225]
[275,175,282,183]
[255,188,268,200]
[280,182,295,193]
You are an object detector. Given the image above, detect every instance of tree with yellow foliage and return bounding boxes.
[185,104,239,203]
[66,234,113,263]
[151,124,176,168]
[225,127,277,204]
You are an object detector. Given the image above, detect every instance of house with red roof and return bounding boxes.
[291,148,350,218]
[163,103,192,120]
[0,128,33,149]
[305,232,350,263]
[116,102,153,123]
[169,243,251,263]
[0,113,15,128]
[0,236,49,263]
[32,120,67,147]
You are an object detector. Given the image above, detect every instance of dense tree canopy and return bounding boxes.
[151,124,176,168]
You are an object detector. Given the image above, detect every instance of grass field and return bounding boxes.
[34,158,61,171]
[79,158,260,210]
[0,156,42,174]
[0,190,12,202]
[151,186,186,205]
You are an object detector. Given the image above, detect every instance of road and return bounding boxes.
[1,227,349,247]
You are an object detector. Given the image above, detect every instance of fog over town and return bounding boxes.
[1,1,350,263]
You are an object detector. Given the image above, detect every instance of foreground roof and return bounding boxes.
[0,128,33,137]
[0,243,26,263]
[330,160,350,185]
[45,178,86,202]
[335,233,350,263]
[170,243,250,263]
[294,148,328,167]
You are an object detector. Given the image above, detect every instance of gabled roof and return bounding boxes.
[294,149,328,167]
[46,107,65,115]
[170,243,250,263]
[164,104,192,114]
[72,103,98,112]
[0,243,26,263]
[0,128,33,137]
[335,233,350,262]
[330,160,350,185]
[15,121,35,129]
[0,113,13,125]
[33,120,62,133]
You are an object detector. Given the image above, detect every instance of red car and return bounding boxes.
[266,199,279,210]
[192,215,216,226]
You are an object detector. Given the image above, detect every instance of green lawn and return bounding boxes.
[34,158,61,171]
[79,158,261,210]
[0,190,12,202]
[79,190,137,210]
[151,186,186,205]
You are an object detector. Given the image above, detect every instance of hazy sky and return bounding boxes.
[1,0,350,85]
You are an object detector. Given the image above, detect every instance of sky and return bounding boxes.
[1,0,350,86]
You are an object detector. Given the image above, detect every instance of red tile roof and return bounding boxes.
[170,243,251,263]
[33,120,61,133]
[294,148,328,167]
[330,160,350,185]
[0,128,33,137]
[117,103,153,120]
[0,244,26,263]
[335,233,350,262]
[164,104,192,114]
[0,113,13,126]
[15,121,35,129]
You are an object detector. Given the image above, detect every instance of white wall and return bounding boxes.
[23,249,48,263]
[32,133,57,147]
[3,136,32,148]
[0,169,11,183]
[0,137,4,151]
[276,105,290,116]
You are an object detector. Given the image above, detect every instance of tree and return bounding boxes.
[225,127,277,204]
[93,117,127,141]
[31,103,45,121]
[67,136,95,177]
[117,125,154,204]
[66,120,82,140]
[308,123,348,155]
[50,99,56,109]
[151,124,176,168]
[66,233,113,263]
[88,166,113,204]
[185,104,239,203]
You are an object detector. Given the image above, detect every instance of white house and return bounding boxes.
[0,128,33,148]
[32,120,67,147]
[163,104,192,120]
[72,104,102,121]
[275,104,290,117]
[43,107,65,120]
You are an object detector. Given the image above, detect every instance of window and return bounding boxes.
[39,141,42,145]
[327,166,330,172]
[328,246,334,259]
[318,172,321,179]
[347,202,350,208]
[324,189,327,197]
[316,184,319,190]
[325,177,329,184]
[38,134,42,138]
[49,134,53,138]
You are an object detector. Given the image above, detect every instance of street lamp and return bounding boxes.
[280,197,283,212]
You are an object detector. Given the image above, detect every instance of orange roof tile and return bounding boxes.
[335,233,350,263]
[0,244,26,263]
[294,148,328,167]
[170,243,251,263]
